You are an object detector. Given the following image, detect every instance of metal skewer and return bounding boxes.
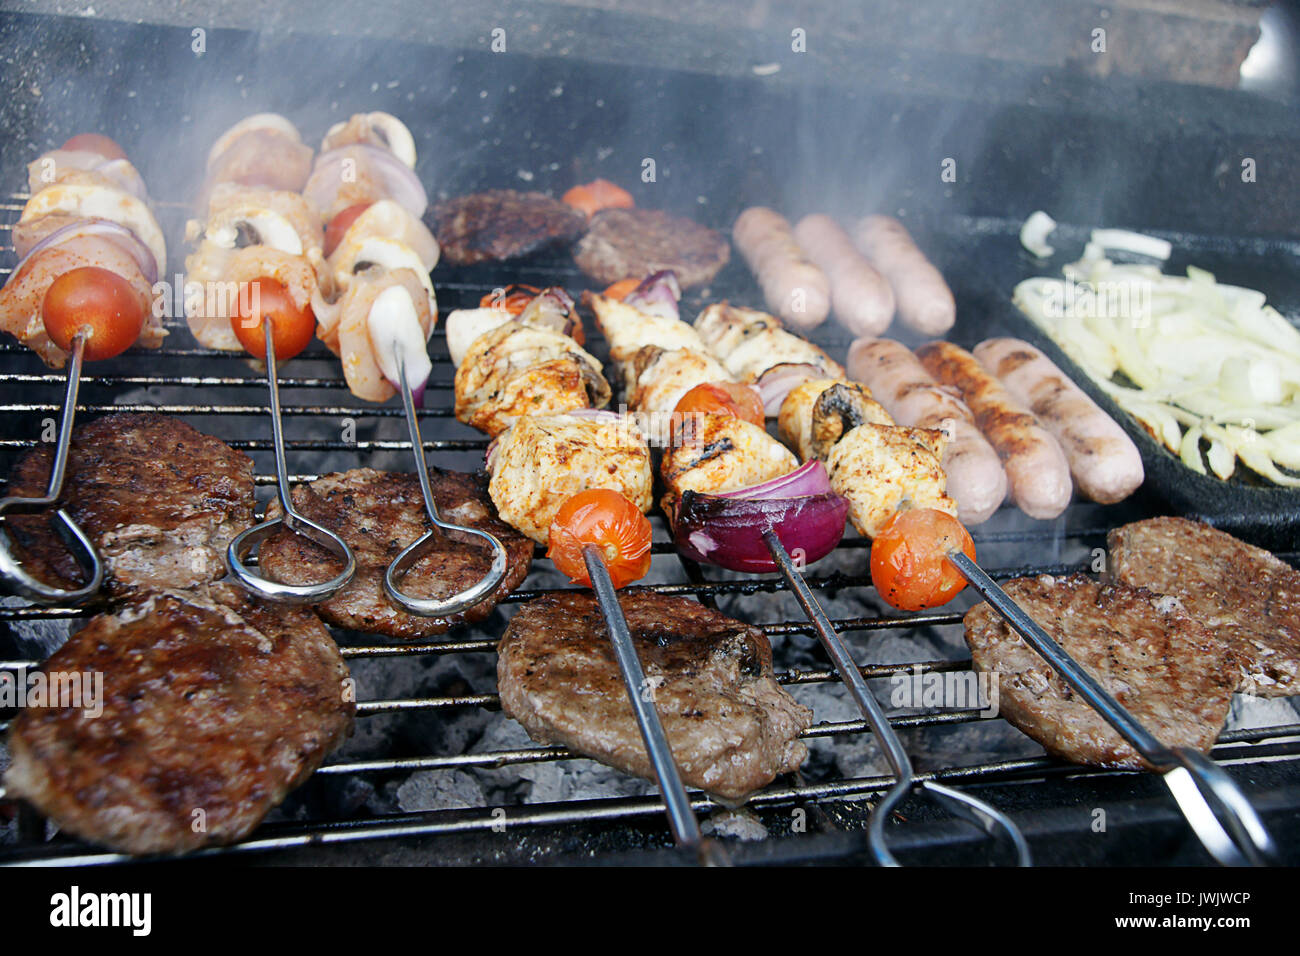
[0,331,104,605]
[383,350,508,616]
[581,545,728,866]
[765,530,1031,866]
[228,320,357,603]
[947,550,1278,867]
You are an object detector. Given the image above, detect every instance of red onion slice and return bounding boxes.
[717,460,832,499]
[4,218,158,288]
[755,363,827,416]
[673,489,849,573]
[305,144,427,219]
[624,269,682,320]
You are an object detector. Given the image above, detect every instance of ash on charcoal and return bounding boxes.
[702,807,768,842]
[1,595,75,660]
[394,769,487,811]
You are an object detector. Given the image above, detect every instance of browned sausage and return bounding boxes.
[733,206,830,330]
[854,215,955,334]
[916,340,1072,520]
[793,214,894,337]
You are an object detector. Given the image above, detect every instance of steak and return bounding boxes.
[573,207,730,289]
[4,413,254,597]
[257,468,533,640]
[431,189,586,265]
[964,574,1239,770]
[1108,516,1300,697]
[497,590,811,799]
[2,582,354,855]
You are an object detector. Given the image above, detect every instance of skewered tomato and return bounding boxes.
[602,277,641,300]
[42,266,145,361]
[230,276,315,361]
[674,382,765,428]
[547,489,652,589]
[61,133,128,161]
[323,202,373,257]
[562,179,634,218]
[870,508,976,611]
[478,284,541,315]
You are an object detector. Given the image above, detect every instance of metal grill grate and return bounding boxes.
[2,194,1299,866]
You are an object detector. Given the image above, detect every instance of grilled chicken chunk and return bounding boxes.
[585,290,708,362]
[257,468,532,640]
[964,574,1239,769]
[2,583,354,855]
[4,413,254,597]
[573,208,730,289]
[1108,517,1300,698]
[660,414,799,517]
[454,322,610,436]
[622,345,734,445]
[487,412,653,542]
[497,591,812,800]
[694,302,844,383]
[778,378,892,462]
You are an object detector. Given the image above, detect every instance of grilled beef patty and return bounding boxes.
[432,189,587,265]
[257,468,533,640]
[1108,516,1300,697]
[964,574,1239,769]
[2,583,354,855]
[4,413,254,597]
[572,207,730,289]
[497,591,812,799]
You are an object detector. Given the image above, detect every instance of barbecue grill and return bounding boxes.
[1,4,1299,867]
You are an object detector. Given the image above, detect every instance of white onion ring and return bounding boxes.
[304,144,427,219]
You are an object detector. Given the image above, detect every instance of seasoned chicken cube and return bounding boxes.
[454,322,610,437]
[622,345,735,445]
[693,302,842,382]
[661,414,799,516]
[586,291,707,362]
[487,413,653,542]
[826,422,956,538]
[778,378,893,461]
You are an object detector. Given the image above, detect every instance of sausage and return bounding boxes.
[847,338,1006,525]
[793,214,895,337]
[972,337,1144,504]
[916,340,1072,520]
[853,215,955,334]
[732,206,830,330]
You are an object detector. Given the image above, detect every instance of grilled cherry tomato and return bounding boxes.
[562,179,634,218]
[673,382,765,428]
[323,202,374,258]
[230,276,315,361]
[602,277,641,300]
[61,133,128,161]
[42,266,145,361]
[870,508,976,611]
[547,489,652,589]
[478,283,541,315]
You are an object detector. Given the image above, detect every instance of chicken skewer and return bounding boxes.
[949,551,1277,867]
[0,134,168,604]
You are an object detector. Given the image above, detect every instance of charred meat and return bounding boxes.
[573,208,730,289]
[2,583,354,855]
[4,413,254,597]
[497,591,812,800]
[432,189,586,265]
[257,468,533,640]
[964,574,1239,769]
[1108,517,1300,698]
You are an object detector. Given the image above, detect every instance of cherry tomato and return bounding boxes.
[547,489,652,589]
[323,202,374,257]
[42,266,145,361]
[869,508,976,611]
[478,284,541,315]
[562,179,634,218]
[61,133,128,161]
[673,382,765,428]
[602,277,641,301]
[230,276,315,361]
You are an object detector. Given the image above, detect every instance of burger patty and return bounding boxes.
[2,582,354,855]
[572,207,730,289]
[964,574,1239,770]
[257,468,533,640]
[497,591,812,799]
[1108,516,1300,697]
[431,189,587,265]
[4,413,254,597]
